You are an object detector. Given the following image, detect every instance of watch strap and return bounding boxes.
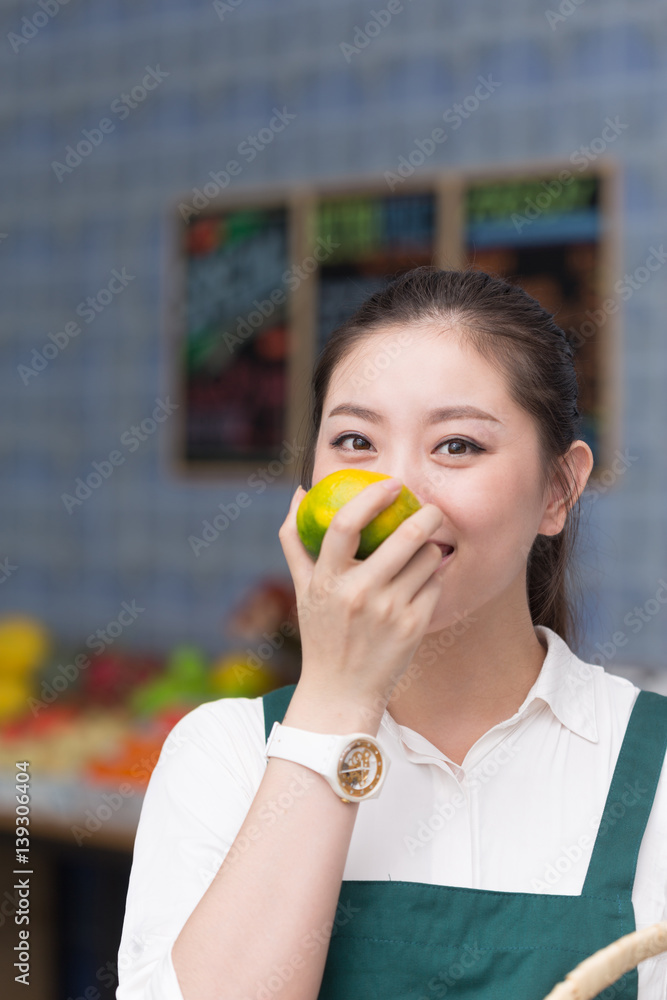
[265,721,339,773]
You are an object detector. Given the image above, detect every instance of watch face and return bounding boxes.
[337,738,384,799]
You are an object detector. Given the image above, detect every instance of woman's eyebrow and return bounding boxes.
[424,405,503,426]
[327,403,383,423]
[326,403,503,425]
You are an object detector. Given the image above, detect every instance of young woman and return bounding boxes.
[117,267,667,1000]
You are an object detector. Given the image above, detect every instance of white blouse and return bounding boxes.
[116,625,667,999]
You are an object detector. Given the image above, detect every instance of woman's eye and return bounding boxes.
[436,438,482,457]
[331,433,372,452]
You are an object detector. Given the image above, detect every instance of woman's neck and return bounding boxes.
[385,607,548,767]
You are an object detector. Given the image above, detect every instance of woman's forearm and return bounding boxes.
[172,687,384,1000]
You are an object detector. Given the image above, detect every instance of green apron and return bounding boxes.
[262,684,667,1000]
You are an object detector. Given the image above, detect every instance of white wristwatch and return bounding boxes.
[265,722,389,803]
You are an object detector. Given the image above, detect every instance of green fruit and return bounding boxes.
[296,469,421,559]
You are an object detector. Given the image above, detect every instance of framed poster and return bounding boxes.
[314,191,437,356]
[179,205,290,466]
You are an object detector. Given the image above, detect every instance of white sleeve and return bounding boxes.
[115,695,267,1000]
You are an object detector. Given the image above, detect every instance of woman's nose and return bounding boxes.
[381,462,443,508]
[403,484,439,509]
[405,471,446,509]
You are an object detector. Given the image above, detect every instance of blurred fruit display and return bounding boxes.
[0,583,300,794]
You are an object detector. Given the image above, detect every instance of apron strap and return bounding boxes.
[262,682,298,741]
[582,689,667,899]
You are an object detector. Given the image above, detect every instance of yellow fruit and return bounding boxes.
[296,469,421,560]
[210,654,277,699]
[0,678,31,721]
[0,617,50,675]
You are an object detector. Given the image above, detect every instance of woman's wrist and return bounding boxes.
[282,679,387,736]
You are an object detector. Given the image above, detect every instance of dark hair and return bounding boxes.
[297,265,587,649]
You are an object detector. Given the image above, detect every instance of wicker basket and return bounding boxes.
[541,921,667,999]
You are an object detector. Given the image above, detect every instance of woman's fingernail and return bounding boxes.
[380,477,402,492]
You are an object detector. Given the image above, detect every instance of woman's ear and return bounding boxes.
[539,439,595,537]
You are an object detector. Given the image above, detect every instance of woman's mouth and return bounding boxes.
[431,542,454,565]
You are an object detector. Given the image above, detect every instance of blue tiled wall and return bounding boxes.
[1,0,666,669]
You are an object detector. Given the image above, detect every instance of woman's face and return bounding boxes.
[312,322,573,634]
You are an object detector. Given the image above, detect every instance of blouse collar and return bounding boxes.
[381,624,601,751]
[526,624,599,743]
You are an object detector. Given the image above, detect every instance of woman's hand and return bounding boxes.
[279,479,446,718]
